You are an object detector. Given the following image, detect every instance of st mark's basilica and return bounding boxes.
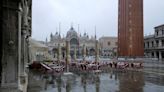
[46,26,117,59]
[46,26,99,59]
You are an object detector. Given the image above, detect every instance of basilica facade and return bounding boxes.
[46,26,98,59]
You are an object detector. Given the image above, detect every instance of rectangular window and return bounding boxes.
[147,42,149,48]
[152,41,154,47]
[156,40,159,47]
[162,30,164,35]
[156,31,158,36]
[162,40,164,46]
[108,42,111,46]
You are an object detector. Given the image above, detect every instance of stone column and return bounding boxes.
[54,53,57,59]
[154,40,156,47]
[19,1,31,91]
[19,3,31,92]
[82,44,86,61]
[150,52,153,58]
[18,3,23,92]
[95,40,99,62]
[154,51,157,58]
[57,43,61,61]
[19,26,29,92]
[159,51,162,60]
[159,40,162,47]
[74,47,77,61]
[65,40,71,72]
[66,40,71,65]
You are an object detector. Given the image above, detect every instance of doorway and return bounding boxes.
[162,51,164,60]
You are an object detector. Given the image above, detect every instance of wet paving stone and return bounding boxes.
[27,67,164,92]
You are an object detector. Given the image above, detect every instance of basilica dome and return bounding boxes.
[66,26,78,39]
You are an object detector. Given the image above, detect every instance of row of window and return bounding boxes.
[107,42,118,46]
[144,40,164,48]
[155,29,164,36]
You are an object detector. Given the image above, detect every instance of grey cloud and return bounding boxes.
[32,0,164,41]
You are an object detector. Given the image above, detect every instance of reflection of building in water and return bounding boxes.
[47,26,118,59]
[81,74,87,92]
[144,73,164,86]
[56,77,62,92]
[81,74,100,92]
[65,79,72,92]
[118,71,145,92]
[27,72,46,92]
[95,75,100,92]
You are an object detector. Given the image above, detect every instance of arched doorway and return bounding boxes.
[52,48,58,58]
[70,38,78,46]
[162,51,164,60]
[62,47,66,59]
[70,38,79,58]
[89,48,95,56]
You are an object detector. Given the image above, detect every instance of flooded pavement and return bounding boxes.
[27,67,164,92]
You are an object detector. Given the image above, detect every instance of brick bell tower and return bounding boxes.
[118,0,144,57]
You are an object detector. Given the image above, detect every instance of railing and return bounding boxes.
[145,45,164,49]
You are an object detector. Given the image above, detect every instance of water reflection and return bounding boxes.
[56,77,62,92]
[118,71,144,92]
[144,73,164,86]
[81,74,87,92]
[65,79,71,92]
[80,73,100,92]
[95,75,100,92]
[27,70,164,92]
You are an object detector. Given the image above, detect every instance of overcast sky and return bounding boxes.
[32,0,164,41]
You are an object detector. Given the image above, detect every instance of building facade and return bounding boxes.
[1,0,32,92]
[47,26,118,59]
[29,38,53,62]
[144,24,164,60]
[118,0,144,57]
[47,26,98,59]
[99,37,118,58]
